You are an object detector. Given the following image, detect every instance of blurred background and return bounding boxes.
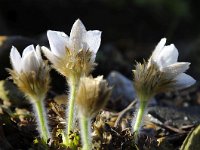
[0,0,199,92]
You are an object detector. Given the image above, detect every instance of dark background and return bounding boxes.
[0,0,199,92]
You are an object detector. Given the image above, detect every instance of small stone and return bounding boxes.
[106,71,135,111]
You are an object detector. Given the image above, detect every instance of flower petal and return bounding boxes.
[156,44,178,68]
[174,73,196,90]
[42,46,58,65]
[152,38,166,60]
[86,30,101,54]
[35,45,42,62]
[69,19,87,51]
[47,30,68,57]
[21,45,36,70]
[161,62,190,78]
[22,45,34,58]
[22,51,39,73]
[10,46,22,73]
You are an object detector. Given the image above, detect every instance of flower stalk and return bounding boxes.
[133,100,147,134]
[80,114,91,150]
[33,97,50,142]
[66,76,78,143]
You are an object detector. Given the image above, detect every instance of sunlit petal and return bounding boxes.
[86,30,101,54]
[161,62,190,78]
[152,38,166,60]
[35,45,43,62]
[22,51,39,73]
[69,19,86,51]
[10,46,22,73]
[155,44,178,68]
[42,46,58,65]
[22,45,35,57]
[47,30,68,57]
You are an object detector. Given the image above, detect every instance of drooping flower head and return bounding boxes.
[8,45,50,101]
[133,38,196,101]
[42,19,101,80]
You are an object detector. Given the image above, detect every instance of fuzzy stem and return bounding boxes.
[61,131,67,145]
[80,114,91,150]
[133,100,147,134]
[65,76,77,144]
[34,98,50,143]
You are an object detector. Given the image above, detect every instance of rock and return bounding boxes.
[148,106,200,128]
[106,71,135,111]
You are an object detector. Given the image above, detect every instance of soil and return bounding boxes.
[0,80,199,150]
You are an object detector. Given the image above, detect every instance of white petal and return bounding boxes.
[33,49,42,67]
[22,45,35,57]
[151,38,166,60]
[47,30,68,57]
[174,73,196,90]
[156,44,178,68]
[69,19,86,51]
[86,30,101,54]
[35,45,42,62]
[20,45,35,72]
[161,62,190,78]
[42,46,58,64]
[22,51,40,73]
[10,46,22,73]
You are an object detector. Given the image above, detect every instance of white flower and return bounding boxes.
[10,45,42,74]
[42,19,101,65]
[9,45,50,100]
[149,38,196,89]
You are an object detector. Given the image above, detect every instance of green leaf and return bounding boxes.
[180,124,200,150]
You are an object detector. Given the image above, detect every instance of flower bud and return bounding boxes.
[76,76,112,118]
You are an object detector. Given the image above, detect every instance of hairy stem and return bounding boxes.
[65,76,77,144]
[61,131,67,145]
[80,114,91,150]
[34,98,50,143]
[133,100,147,134]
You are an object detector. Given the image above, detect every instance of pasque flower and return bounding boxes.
[8,45,51,143]
[76,76,111,118]
[149,38,195,89]
[76,76,111,150]
[133,38,196,134]
[9,45,50,98]
[42,19,102,146]
[42,19,101,79]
